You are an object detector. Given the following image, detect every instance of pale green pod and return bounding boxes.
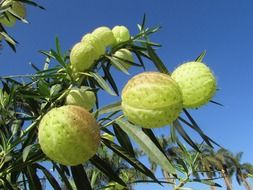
[122,72,183,128]
[112,25,130,45]
[81,33,105,57]
[65,87,96,110]
[113,49,133,70]
[70,42,98,72]
[171,61,217,108]
[92,26,116,48]
[0,0,26,27]
[38,105,100,166]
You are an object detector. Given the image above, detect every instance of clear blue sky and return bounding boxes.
[1,0,253,189]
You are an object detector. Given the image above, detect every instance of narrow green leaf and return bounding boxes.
[53,163,73,190]
[182,109,220,147]
[89,72,117,96]
[55,37,62,56]
[113,123,135,157]
[106,56,130,75]
[0,177,15,190]
[146,45,169,74]
[102,64,119,96]
[133,50,146,70]
[22,145,33,162]
[173,120,200,152]
[71,165,92,190]
[95,101,121,116]
[18,0,45,9]
[0,31,16,46]
[50,50,66,67]
[90,155,127,187]
[26,166,43,190]
[36,164,62,190]
[116,119,176,175]
[191,178,222,187]
[101,138,159,184]
[142,128,168,157]
[195,50,206,62]
[141,13,146,31]
[210,100,224,106]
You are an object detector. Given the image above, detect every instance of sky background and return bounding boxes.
[1,0,253,189]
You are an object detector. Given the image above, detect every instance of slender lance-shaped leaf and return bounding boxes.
[173,120,200,152]
[35,164,62,190]
[178,116,213,148]
[53,163,73,190]
[195,50,206,62]
[102,64,119,96]
[71,165,92,190]
[90,155,127,187]
[106,56,130,75]
[146,45,169,74]
[142,128,168,158]
[210,100,224,107]
[191,179,222,187]
[94,101,121,116]
[26,166,43,190]
[182,109,220,147]
[22,145,33,162]
[116,119,176,175]
[113,123,135,157]
[0,177,15,190]
[89,72,117,96]
[101,138,160,184]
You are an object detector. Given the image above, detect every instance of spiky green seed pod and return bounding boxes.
[81,33,105,57]
[38,105,100,166]
[70,42,98,72]
[66,87,96,110]
[113,49,133,70]
[0,0,26,27]
[92,26,116,48]
[112,25,130,45]
[171,61,217,108]
[121,72,183,128]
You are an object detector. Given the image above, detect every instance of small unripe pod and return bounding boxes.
[122,72,183,128]
[70,42,98,72]
[171,61,217,108]
[66,87,96,110]
[92,26,116,48]
[81,33,105,57]
[112,25,130,45]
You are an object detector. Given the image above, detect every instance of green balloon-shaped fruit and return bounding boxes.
[113,49,133,70]
[38,105,100,166]
[92,26,116,48]
[121,72,183,128]
[112,25,130,45]
[171,61,217,108]
[66,87,96,110]
[0,0,26,27]
[81,33,105,57]
[70,42,98,72]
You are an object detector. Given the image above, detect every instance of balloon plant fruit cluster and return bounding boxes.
[38,24,217,167]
